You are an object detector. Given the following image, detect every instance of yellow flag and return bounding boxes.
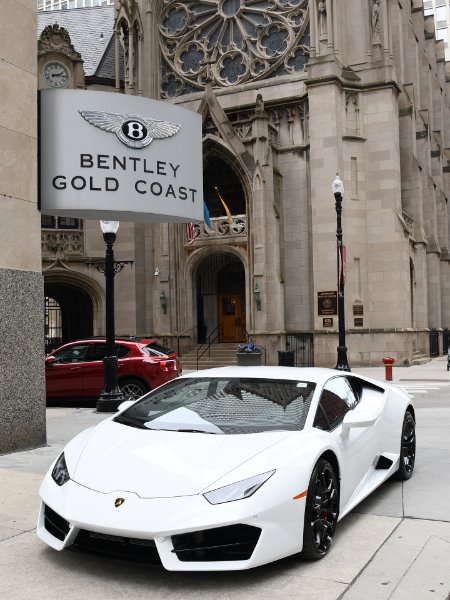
[215,187,232,224]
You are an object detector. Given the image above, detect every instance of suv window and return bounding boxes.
[143,342,173,357]
[53,344,90,364]
[313,377,359,431]
[87,343,131,361]
[116,344,131,358]
[88,343,107,362]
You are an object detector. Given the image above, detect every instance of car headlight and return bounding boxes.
[51,452,70,486]
[203,470,275,505]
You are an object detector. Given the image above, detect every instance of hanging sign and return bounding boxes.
[39,89,203,223]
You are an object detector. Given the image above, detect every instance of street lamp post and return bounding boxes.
[332,174,351,371]
[96,220,125,412]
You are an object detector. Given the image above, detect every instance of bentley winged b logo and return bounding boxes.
[78,110,181,149]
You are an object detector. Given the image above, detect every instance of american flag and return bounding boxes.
[185,222,196,245]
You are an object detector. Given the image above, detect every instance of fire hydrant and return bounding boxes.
[382,357,396,381]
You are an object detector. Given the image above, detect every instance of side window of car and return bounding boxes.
[313,377,359,431]
[53,344,90,364]
[87,343,107,362]
[313,404,329,431]
[116,344,131,358]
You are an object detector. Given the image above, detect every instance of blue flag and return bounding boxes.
[203,201,211,227]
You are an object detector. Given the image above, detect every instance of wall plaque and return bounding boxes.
[318,291,337,315]
[354,318,364,327]
[323,318,333,328]
[353,305,364,315]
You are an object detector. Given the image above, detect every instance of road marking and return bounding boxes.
[398,380,450,398]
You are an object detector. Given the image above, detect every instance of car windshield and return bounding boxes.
[115,377,316,434]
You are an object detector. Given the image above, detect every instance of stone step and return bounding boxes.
[180,343,238,371]
[412,352,431,365]
[412,356,432,365]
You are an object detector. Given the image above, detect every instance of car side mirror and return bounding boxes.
[342,408,379,432]
[45,356,57,366]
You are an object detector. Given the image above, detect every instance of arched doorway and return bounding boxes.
[44,282,93,352]
[196,253,246,343]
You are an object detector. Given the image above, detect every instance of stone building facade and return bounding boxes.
[1,1,46,453]
[38,1,450,369]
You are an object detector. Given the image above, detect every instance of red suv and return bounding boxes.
[45,337,181,401]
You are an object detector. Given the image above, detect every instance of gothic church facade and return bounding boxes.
[41,1,450,366]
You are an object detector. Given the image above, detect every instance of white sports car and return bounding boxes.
[37,366,416,571]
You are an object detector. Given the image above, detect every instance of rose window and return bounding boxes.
[159,0,309,98]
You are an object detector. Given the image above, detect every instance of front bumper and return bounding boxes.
[38,476,304,571]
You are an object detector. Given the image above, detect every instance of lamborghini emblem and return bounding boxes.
[115,497,126,508]
[78,110,181,149]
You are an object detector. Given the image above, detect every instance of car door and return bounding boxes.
[82,343,108,396]
[45,343,90,397]
[82,342,130,396]
[313,376,379,509]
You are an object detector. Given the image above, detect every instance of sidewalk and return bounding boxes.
[352,353,450,383]
[0,357,449,599]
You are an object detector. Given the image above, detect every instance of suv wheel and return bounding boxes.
[119,378,149,400]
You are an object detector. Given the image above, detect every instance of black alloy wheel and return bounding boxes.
[395,410,416,480]
[301,459,339,560]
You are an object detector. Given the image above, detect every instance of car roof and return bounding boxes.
[80,336,155,344]
[181,366,338,384]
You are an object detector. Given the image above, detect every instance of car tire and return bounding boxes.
[394,410,416,481]
[301,459,339,560]
[119,378,149,400]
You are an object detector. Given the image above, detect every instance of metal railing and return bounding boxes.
[286,333,314,367]
[443,328,449,355]
[429,328,439,357]
[196,325,221,370]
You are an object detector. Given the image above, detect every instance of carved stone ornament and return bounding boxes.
[38,24,82,62]
[317,0,326,39]
[159,0,310,98]
[371,0,381,46]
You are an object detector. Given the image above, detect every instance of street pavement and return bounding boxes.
[1,357,450,599]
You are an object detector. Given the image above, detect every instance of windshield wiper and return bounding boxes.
[176,428,218,434]
[114,415,147,429]
[143,426,218,434]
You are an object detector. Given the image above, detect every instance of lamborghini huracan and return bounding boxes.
[37,366,416,571]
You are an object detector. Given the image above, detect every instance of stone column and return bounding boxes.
[0,1,46,453]
[250,100,285,345]
[128,26,135,93]
[137,32,143,96]
[115,28,121,92]
[427,251,442,327]
[413,243,428,329]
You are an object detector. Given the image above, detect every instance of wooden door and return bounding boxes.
[219,293,245,342]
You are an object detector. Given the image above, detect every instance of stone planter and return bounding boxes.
[236,352,262,366]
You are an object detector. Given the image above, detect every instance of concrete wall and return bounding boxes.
[0,0,46,453]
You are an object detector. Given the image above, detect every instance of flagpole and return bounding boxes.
[215,187,232,224]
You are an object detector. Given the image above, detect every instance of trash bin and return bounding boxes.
[278,350,295,367]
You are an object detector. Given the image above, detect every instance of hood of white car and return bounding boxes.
[72,420,289,497]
